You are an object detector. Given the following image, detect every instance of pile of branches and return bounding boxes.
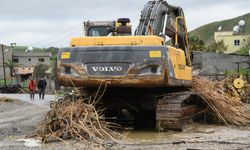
[29,94,123,145]
[220,75,248,102]
[193,76,250,126]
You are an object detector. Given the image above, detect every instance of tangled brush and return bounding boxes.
[193,76,250,126]
[28,90,124,145]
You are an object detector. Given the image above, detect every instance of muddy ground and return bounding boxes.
[0,94,250,150]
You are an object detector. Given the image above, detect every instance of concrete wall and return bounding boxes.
[14,67,34,75]
[0,45,13,80]
[193,51,250,76]
[13,54,51,67]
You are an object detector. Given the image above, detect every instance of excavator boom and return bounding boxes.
[135,0,190,65]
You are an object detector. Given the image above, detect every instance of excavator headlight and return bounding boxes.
[137,65,162,76]
[60,66,80,78]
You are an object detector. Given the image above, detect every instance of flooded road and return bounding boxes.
[0,94,250,150]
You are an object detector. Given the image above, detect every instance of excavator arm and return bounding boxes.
[135,0,191,66]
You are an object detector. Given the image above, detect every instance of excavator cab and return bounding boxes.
[84,18,132,37]
[84,21,116,36]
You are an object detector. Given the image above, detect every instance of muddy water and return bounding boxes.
[121,123,202,141]
[122,123,250,142]
[123,130,177,141]
[115,124,250,150]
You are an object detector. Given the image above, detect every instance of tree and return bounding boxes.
[189,36,205,51]
[5,59,18,77]
[45,47,58,80]
[33,64,49,79]
[236,36,250,55]
[46,47,59,60]
[241,36,250,49]
[49,60,56,80]
[206,40,227,53]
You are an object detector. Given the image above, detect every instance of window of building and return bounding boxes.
[28,58,31,61]
[234,40,240,46]
[13,58,19,63]
[39,58,45,62]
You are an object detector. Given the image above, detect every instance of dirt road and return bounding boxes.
[0,94,250,150]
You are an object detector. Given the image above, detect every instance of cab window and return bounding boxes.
[88,26,112,36]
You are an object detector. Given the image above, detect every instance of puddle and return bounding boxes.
[121,124,250,142]
[0,97,21,103]
[121,124,205,141]
[122,130,177,141]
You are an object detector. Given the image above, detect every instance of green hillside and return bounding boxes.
[190,13,250,44]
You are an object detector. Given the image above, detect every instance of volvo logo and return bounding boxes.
[91,66,123,72]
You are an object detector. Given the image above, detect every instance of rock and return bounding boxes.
[12,127,21,133]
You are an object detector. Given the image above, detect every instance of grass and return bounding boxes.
[0,80,12,85]
[226,68,250,76]
[0,79,27,87]
[235,48,250,55]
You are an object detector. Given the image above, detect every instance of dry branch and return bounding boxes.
[29,94,123,145]
[193,76,250,126]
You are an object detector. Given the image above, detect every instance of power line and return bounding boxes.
[44,29,82,47]
[28,22,83,47]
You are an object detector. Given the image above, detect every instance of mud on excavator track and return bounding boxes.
[156,91,206,131]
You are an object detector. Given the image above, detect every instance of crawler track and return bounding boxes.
[156,91,206,131]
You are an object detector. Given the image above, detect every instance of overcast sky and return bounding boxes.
[0,0,250,48]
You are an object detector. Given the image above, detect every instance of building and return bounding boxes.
[0,44,13,80]
[13,52,52,80]
[214,31,249,54]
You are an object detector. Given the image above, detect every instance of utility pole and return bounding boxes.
[1,44,7,87]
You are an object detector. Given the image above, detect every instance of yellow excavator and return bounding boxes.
[56,0,206,131]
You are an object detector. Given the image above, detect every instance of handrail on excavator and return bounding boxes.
[175,16,192,66]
